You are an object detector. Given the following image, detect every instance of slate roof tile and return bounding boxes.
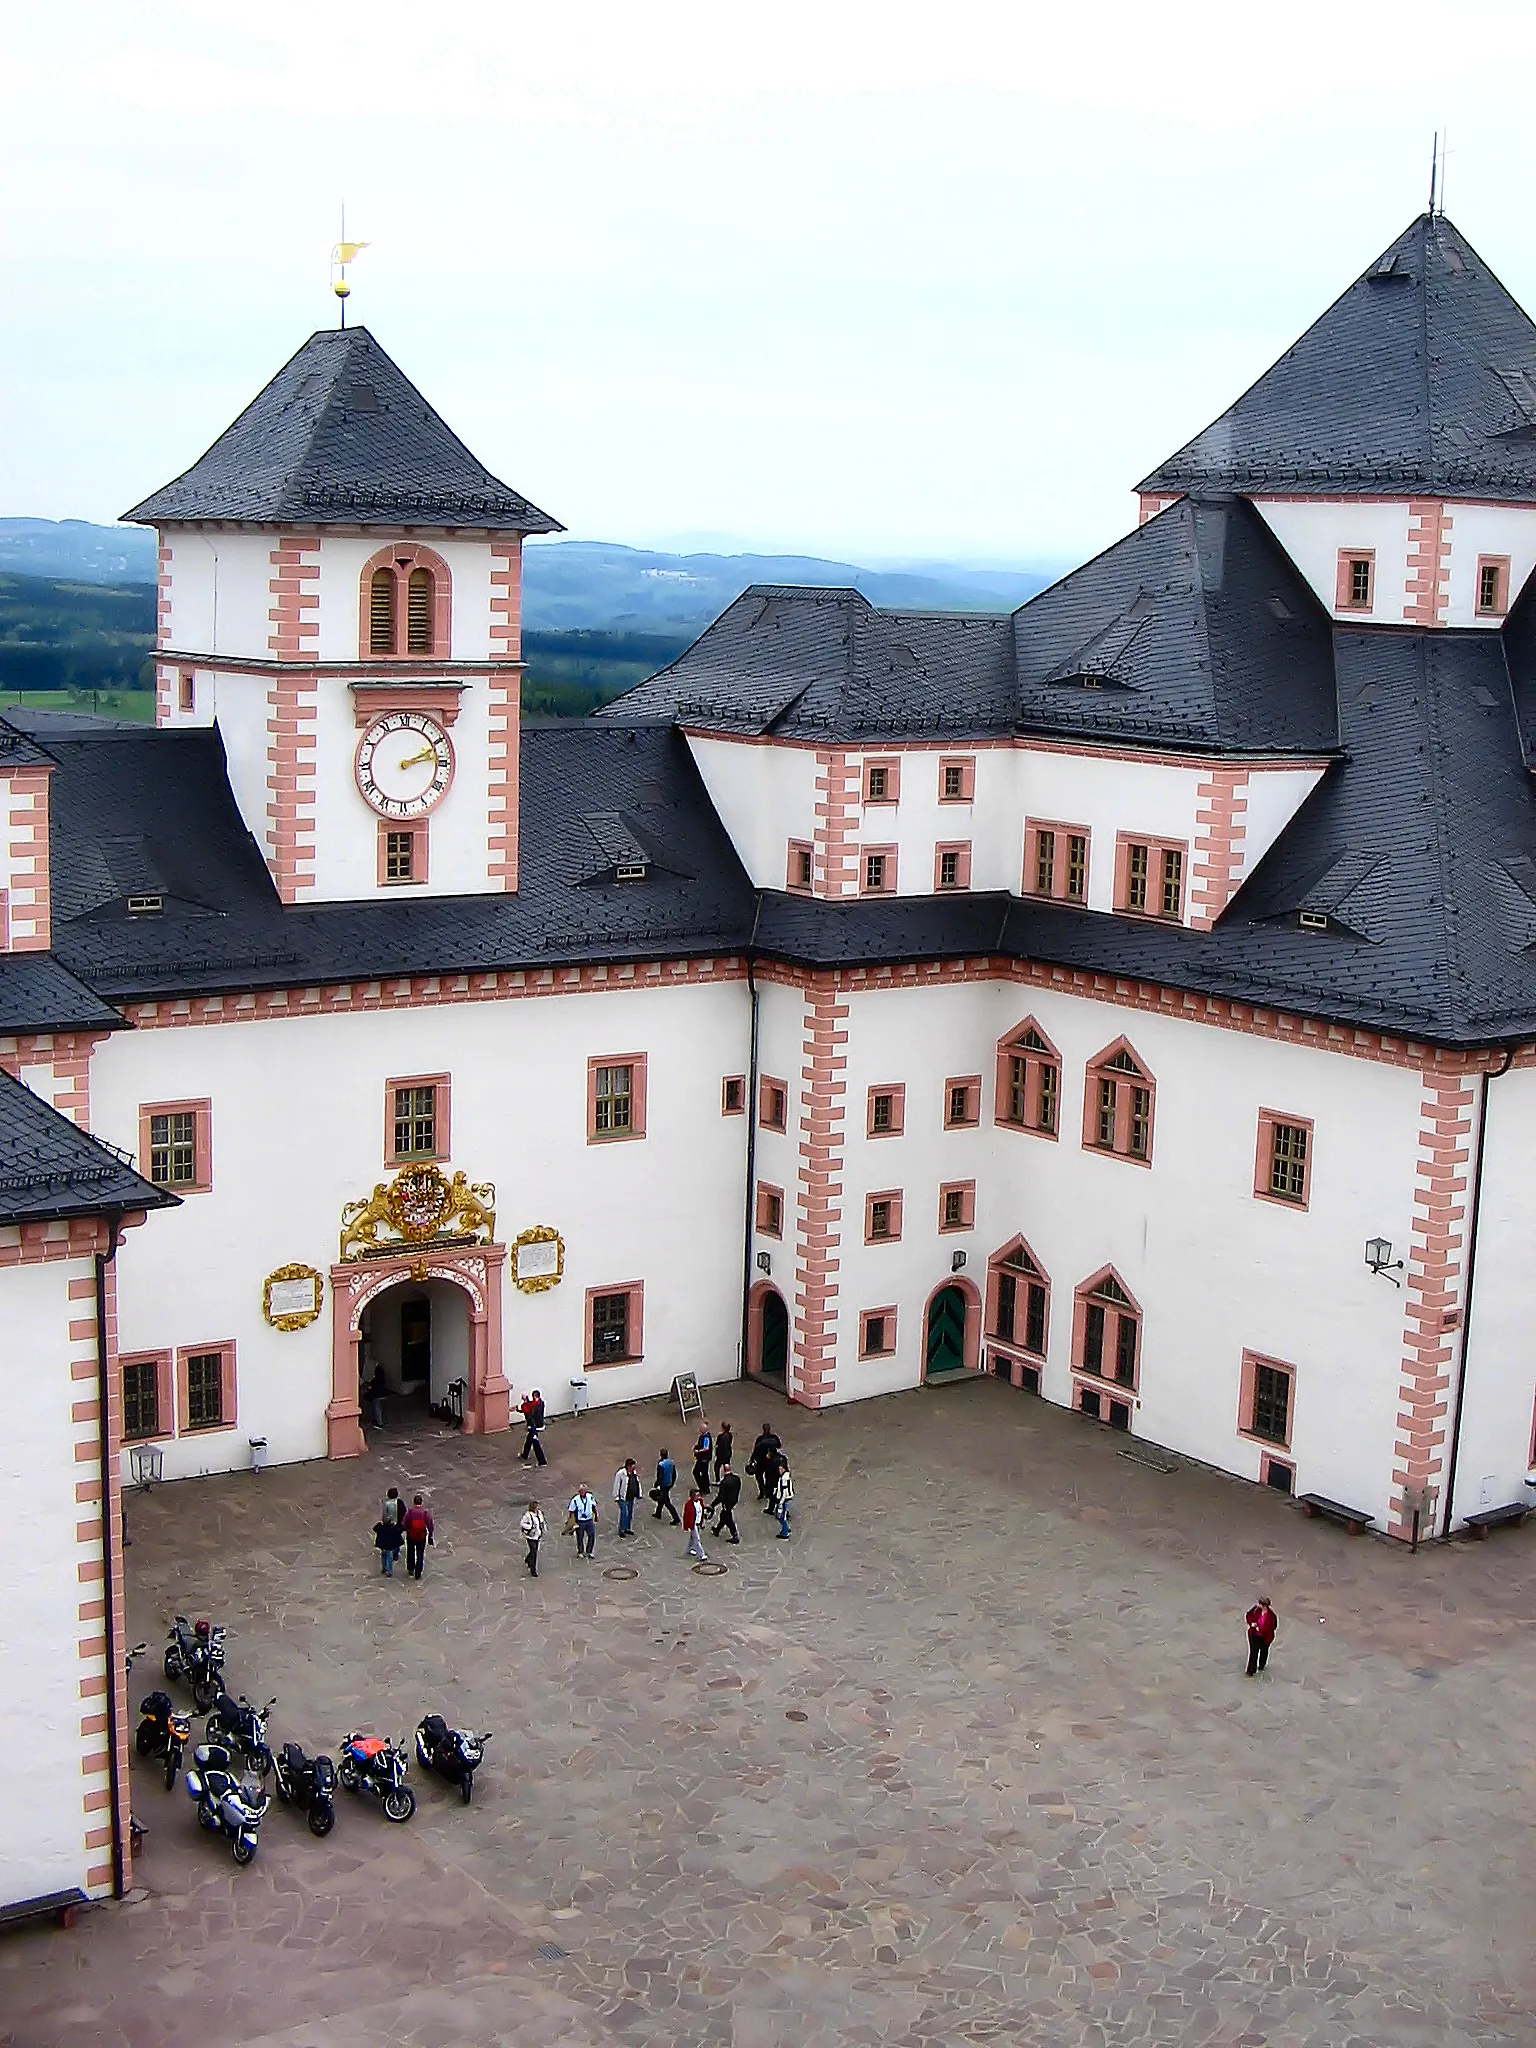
[0,1067,170,1227]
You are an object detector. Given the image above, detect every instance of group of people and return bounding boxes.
[515,1419,796,1576]
[370,1488,436,1578]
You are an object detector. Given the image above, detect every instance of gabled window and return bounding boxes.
[1074,1268,1141,1389]
[1084,1040,1155,1164]
[995,1018,1061,1140]
[988,1239,1049,1359]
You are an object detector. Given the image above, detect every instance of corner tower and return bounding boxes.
[125,329,561,904]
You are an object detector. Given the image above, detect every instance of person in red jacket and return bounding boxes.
[403,1494,435,1580]
[1245,1596,1277,1675]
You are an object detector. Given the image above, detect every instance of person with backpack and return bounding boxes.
[613,1457,642,1537]
[772,1459,795,1539]
[402,1494,435,1579]
[519,1500,546,1577]
[519,1389,547,1466]
[692,1426,713,1495]
[711,1463,742,1544]
[683,1488,709,1562]
[652,1447,681,1525]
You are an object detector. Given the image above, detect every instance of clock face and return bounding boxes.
[355,711,454,818]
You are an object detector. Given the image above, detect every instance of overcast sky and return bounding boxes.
[5,1,1536,567]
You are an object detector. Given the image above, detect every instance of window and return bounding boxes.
[1261,1454,1295,1494]
[378,820,427,886]
[176,1342,236,1435]
[122,1352,171,1442]
[1255,1109,1313,1208]
[406,568,434,654]
[939,757,975,803]
[995,1019,1062,1140]
[178,670,195,714]
[1116,836,1186,920]
[759,1075,788,1132]
[588,1055,648,1143]
[756,1183,784,1237]
[140,1099,212,1194]
[938,1180,975,1232]
[864,758,899,804]
[1074,1270,1141,1389]
[864,1190,903,1243]
[787,840,814,892]
[386,1076,449,1164]
[369,568,396,654]
[722,1075,745,1115]
[1476,555,1510,618]
[1240,1350,1295,1449]
[1084,1040,1155,1163]
[944,1075,981,1128]
[862,847,897,895]
[1335,549,1375,613]
[587,1282,644,1367]
[361,547,450,658]
[860,1307,897,1358]
[988,1240,1049,1359]
[934,842,971,891]
[1024,820,1091,904]
[867,1084,906,1139]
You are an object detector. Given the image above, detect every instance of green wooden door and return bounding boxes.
[761,1292,788,1381]
[925,1286,967,1378]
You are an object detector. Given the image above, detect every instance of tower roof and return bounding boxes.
[1139,214,1536,501]
[124,327,563,532]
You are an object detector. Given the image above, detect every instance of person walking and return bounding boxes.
[653,1448,681,1525]
[381,1485,403,1532]
[1245,1596,1278,1675]
[683,1488,709,1562]
[402,1494,435,1579]
[711,1463,742,1544]
[569,1484,599,1559]
[772,1459,794,1539]
[367,1364,388,1432]
[519,1500,546,1577]
[372,1509,404,1576]
[761,1443,785,1514]
[519,1389,548,1466]
[613,1457,641,1537]
[692,1426,713,1495]
[713,1422,733,1485]
[748,1422,782,1501]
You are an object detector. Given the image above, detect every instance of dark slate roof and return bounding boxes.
[0,716,56,769]
[600,499,1338,755]
[23,718,755,1001]
[0,954,125,1035]
[1140,214,1536,501]
[123,328,563,533]
[0,1067,170,1227]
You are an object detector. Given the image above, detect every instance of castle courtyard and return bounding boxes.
[3,1379,1533,2048]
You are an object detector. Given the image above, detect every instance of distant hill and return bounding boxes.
[0,519,157,584]
[0,571,155,693]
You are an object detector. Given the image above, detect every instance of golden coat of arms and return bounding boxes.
[339,1164,497,1261]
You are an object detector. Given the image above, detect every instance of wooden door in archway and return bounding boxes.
[760,1290,789,1384]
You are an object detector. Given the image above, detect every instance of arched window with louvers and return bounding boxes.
[359,545,452,659]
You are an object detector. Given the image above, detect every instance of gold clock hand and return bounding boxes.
[397,746,437,770]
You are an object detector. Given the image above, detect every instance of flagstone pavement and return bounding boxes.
[3,1377,1536,2048]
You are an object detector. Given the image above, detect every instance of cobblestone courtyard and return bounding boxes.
[4,1378,1535,2047]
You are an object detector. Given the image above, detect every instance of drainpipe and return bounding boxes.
[1439,1046,1516,1537]
[738,901,764,1382]
[95,1212,126,1898]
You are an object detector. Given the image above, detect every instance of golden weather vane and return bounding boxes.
[329,205,370,329]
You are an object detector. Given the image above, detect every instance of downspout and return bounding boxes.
[1439,1046,1515,1537]
[738,898,764,1381]
[95,1212,126,1898]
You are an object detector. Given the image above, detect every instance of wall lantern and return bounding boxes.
[951,1249,967,1272]
[128,1443,164,1490]
[756,1251,772,1275]
[1365,1236,1404,1285]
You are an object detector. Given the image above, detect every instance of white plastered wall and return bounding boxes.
[686,737,821,887]
[159,530,276,663]
[1253,500,1413,622]
[1442,504,1536,627]
[313,536,499,664]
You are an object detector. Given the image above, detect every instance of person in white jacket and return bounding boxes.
[519,1501,546,1578]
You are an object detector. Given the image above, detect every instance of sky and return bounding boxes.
[5,0,1536,569]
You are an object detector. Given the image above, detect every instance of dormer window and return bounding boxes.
[126,894,163,916]
[615,862,648,883]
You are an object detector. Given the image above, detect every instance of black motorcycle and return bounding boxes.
[185,1742,270,1864]
[415,1713,490,1804]
[136,1690,193,1791]
[271,1741,337,1836]
[337,1731,414,1822]
[163,1615,226,1713]
[204,1691,276,1777]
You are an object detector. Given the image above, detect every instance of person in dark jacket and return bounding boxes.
[1245,1596,1278,1675]
[748,1423,782,1501]
[711,1463,742,1544]
[653,1448,681,1524]
[713,1422,733,1483]
[403,1495,435,1579]
[519,1390,547,1466]
[692,1427,713,1494]
[372,1512,405,1576]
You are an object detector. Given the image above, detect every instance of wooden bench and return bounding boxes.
[1463,1502,1530,1540]
[0,1888,87,1933]
[1297,1493,1374,1535]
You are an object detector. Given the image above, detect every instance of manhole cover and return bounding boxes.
[603,1565,639,1580]
[537,1943,568,1960]
[692,1561,729,1576]
[785,1709,809,1721]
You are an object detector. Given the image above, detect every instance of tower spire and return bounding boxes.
[330,205,369,329]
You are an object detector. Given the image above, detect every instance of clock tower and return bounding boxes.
[125,327,561,905]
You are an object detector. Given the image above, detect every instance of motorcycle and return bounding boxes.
[163,1615,226,1713]
[185,1742,270,1864]
[136,1690,194,1791]
[337,1732,415,1822]
[415,1713,490,1804]
[204,1691,276,1777]
[271,1740,337,1836]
